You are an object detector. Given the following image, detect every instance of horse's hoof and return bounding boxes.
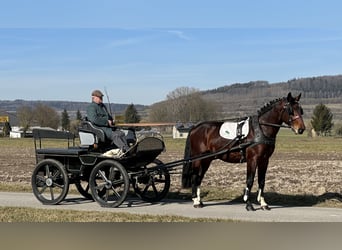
[194,202,204,208]
[261,205,271,211]
[245,204,256,211]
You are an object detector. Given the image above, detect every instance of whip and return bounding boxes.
[104,87,115,123]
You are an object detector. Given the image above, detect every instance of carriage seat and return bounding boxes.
[78,120,106,148]
[79,119,138,152]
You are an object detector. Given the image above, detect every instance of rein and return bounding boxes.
[259,115,301,129]
[259,122,291,129]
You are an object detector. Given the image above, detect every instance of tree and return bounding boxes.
[3,121,11,137]
[311,103,334,136]
[34,103,60,129]
[76,109,82,121]
[124,104,141,123]
[61,109,70,131]
[149,87,219,122]
[149,102,169,122]
[17,106,35,135]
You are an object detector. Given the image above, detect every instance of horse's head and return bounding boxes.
[283,92,306,134]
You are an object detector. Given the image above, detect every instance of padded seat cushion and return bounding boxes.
[36,147,88,156]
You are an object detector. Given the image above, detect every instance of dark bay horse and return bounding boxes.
[182,92,305,211]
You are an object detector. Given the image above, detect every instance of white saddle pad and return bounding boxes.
[219,118,249,140]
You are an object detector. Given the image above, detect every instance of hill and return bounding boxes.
[0,100,148,126]
[1,74,342,126]
[201,75,342,121]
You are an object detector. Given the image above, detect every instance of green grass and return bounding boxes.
[0,137,76,149]
[163,130,342,154]
[0,137,33,148]
[0,207,231,222]
[275,129,342,153]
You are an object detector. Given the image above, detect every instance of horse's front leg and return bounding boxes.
[257,162,271,210]
[192,184,203,208]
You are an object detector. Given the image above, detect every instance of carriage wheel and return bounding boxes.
[31,159,69,205]
[132,159,170,203]
[75,176,107,200]
[75,178,93,200]
[89,160,130,208]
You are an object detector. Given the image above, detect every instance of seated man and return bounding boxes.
[86,89,129,154]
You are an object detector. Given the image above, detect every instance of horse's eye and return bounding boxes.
[287,106,294,115]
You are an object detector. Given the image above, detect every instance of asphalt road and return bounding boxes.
[1,192,342,222]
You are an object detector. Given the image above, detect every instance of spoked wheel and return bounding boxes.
[75,176,107,200]
[132,159,170,203]
[31,159,69,205]
[75,177,93,200]
[89,160,130,208]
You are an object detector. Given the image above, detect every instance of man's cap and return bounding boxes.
[91,90,104,98]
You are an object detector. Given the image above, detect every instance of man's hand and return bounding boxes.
[108,120,115,127]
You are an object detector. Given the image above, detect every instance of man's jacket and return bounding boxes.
[86,102,113,139]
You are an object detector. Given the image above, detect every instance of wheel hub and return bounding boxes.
[45,178,53,187]
[105,181,112,189]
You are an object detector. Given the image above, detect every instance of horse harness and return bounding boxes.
[227,115,277,163]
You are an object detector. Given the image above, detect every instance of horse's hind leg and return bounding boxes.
[191,173,203,208]
[191,160,211,208]
[257,188,270,210]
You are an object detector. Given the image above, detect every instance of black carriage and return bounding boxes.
[31,121,170,208]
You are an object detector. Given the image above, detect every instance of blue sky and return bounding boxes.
[1,0,342,105]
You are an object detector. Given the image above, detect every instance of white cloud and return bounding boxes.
[167,30,191,40]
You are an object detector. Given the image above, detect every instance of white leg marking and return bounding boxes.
[192,187,201,206]
[257,189,268,207]
[243,187,249,202]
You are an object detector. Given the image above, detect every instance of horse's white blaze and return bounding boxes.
[257,189,268,207]
[192,187,201,205]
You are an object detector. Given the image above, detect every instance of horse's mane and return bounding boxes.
[257,97,285,116]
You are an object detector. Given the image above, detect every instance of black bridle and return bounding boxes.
[259,101,303,129]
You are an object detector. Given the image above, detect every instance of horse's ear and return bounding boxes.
[287,92,293,102]
[296,93,302,101]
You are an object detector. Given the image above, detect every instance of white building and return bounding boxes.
[172,123,193,139]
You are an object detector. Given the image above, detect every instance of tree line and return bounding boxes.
[15,103,141,136]
[204,75,342,103]
[149,87,342,137]
[4,75,342,138]
[14,88,340,137]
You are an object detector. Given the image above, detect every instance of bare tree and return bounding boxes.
[149,87,219,122]
[149,102,169,122]
[34,103,60,129]
[17,106,35,135]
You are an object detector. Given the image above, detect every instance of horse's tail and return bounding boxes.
[181,132,193,188]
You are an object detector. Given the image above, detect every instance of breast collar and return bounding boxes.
[248,115,276,147]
